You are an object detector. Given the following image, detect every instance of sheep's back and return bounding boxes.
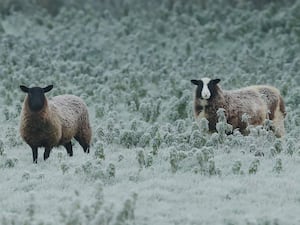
[49,95,89,142]
[253,86,285,119]
[223,88,268,126]
[225,85,285,121]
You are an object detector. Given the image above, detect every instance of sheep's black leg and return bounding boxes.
[32,147,38,164]
[64,142,73,157]
[81,143,90,154]
[44,148,52,161]
[84,145,90,154]
[75,136,90,154]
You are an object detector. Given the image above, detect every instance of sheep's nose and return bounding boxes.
[203,94,209,99]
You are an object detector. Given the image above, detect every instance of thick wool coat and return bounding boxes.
[20,95,91,149]
[194,85,286,137]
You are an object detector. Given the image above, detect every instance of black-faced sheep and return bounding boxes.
[19,85,92,163]
[191,78,286,137]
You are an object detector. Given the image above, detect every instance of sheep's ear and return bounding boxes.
[212,79,221,84]
[191,80,200,85]
[43,85,53,93]
[20,85,29,93]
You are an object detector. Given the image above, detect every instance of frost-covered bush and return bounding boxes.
[150,132,161,156]
[106,163,116,178]
[197,157,220,176]
[95,105,105,118]
[270,140,283,157]
[2,158,18,168]
[94,141,105,160]
[75,161,105,182]
[190,129,206,148]
[273,158,283,174]
[249,159,260,174]
[5,127,21,147]
[198,118,209,134]
[166,91,190,121]
[139,99,161,123]
[0,0,300,224]
[232,161,243,175]
[120,130,138,148]
[0,140,4,156]
[286,138,296,156]
[216,108,233,143]
[59,183,137,225]
[114,193,137,225]
[136,149,145,169]
[169,147,178,173]
[138,132,151,148]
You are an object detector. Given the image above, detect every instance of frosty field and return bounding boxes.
[0,0,300,224]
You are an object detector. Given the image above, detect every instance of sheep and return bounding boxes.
[19,85,92,163]
[191,78,286,137]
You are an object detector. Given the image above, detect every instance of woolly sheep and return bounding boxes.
[19,85,92,163]
[191,78,286,137]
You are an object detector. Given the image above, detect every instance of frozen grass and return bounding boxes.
[0,0,300,224]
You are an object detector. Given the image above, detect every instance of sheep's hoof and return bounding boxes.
[32,147,38,164]
[64,142,73,157]
[44,148,51,160]
[44,154,49,161]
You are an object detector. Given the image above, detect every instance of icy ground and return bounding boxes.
[0,1,300,224]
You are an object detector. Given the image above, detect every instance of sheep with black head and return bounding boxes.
[19,85,92,163]
[191,78,286,137]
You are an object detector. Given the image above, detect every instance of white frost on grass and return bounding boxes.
[0,0,300,224]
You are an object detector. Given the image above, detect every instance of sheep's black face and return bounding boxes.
[20,85,53,112]
[191,78,220,100]
[27,88,47,112]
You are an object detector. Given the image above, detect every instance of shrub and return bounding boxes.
[249,159,260,174]
[94,141,105,160]
[232,161,243,175]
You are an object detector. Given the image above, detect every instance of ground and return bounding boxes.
[0,0,300,224]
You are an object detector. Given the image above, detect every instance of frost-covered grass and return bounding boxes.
[0,0,300,224]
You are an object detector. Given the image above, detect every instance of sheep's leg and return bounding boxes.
[75,136,90,154]
[64,142,73,157]
[84,145,90,154]
[44,147,52,161]
[81,143,90,154]
[32,147,38,163]
[80,142,90,154]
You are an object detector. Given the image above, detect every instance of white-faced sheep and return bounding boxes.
[19,85,92,163]
[191,78,286,137]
